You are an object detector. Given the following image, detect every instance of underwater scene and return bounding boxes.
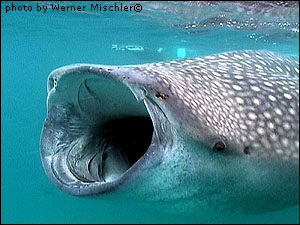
[1,1,299,224]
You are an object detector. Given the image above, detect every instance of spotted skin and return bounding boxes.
[125,50,299,160]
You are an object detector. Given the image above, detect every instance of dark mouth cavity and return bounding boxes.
[102,116,154,167]
[66,115,154,184]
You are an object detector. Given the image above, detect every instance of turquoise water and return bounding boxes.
[1,1,299,224]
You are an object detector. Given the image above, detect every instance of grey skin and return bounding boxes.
[40,50,299,214]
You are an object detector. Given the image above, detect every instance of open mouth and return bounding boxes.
[66,115,154,183]
[41,65,171,195]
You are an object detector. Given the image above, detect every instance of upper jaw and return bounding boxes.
[40,64,174,196]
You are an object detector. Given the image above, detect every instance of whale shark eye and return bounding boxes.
[244,146,250,154]
[213,141,226,152]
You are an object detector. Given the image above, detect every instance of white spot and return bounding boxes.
[251,86,260,92]
[239,123,247,130]
[283,93,292,100]
[276,66,283,73]
[243,53,251,58]
[249,135,256,141]
[197,107,205,115]
[241,135,247,142]
[275,108,283,116]
[295,67,299,73]
[225,99,232,107]
[283,122,291,130]
[257,127,265,135]
[252,142,261,148]
[245,120,254,126]
[236,97,244,104]
[276,80,284,86]
[207,74,214,80]
[289,81,296,86]
[276,56,284,62]
[240,61,249,66]
[259,60,267,66]
[248,112,257,120]
[205,56,216,60]
[263,81,273,87]
[281,138,289,147]
[268,122,275,130]
[232,85,242,91]
[185,59,194,63]
[252,98,261,105]
[191,100,197,108]
[255,64,263,70]
[234,54,244,60]
[234,75,244,80]
[212,80,222,87]
[219,54,228,59]
[275,149,284,154]
[269,68,275,73]
[264,111,272,119]
[234,112,240,119]
[256,55,264,60]
[217,67,228,72]
[282,86,289,91]
[212,71,222,77]
[240,112,246,118]
[268,95,277,102]
[260,72,267,76]
[162,79,169,86]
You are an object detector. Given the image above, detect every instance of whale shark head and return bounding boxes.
[40,50,299,214]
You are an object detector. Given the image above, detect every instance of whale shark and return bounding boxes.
[40,50,299,214]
